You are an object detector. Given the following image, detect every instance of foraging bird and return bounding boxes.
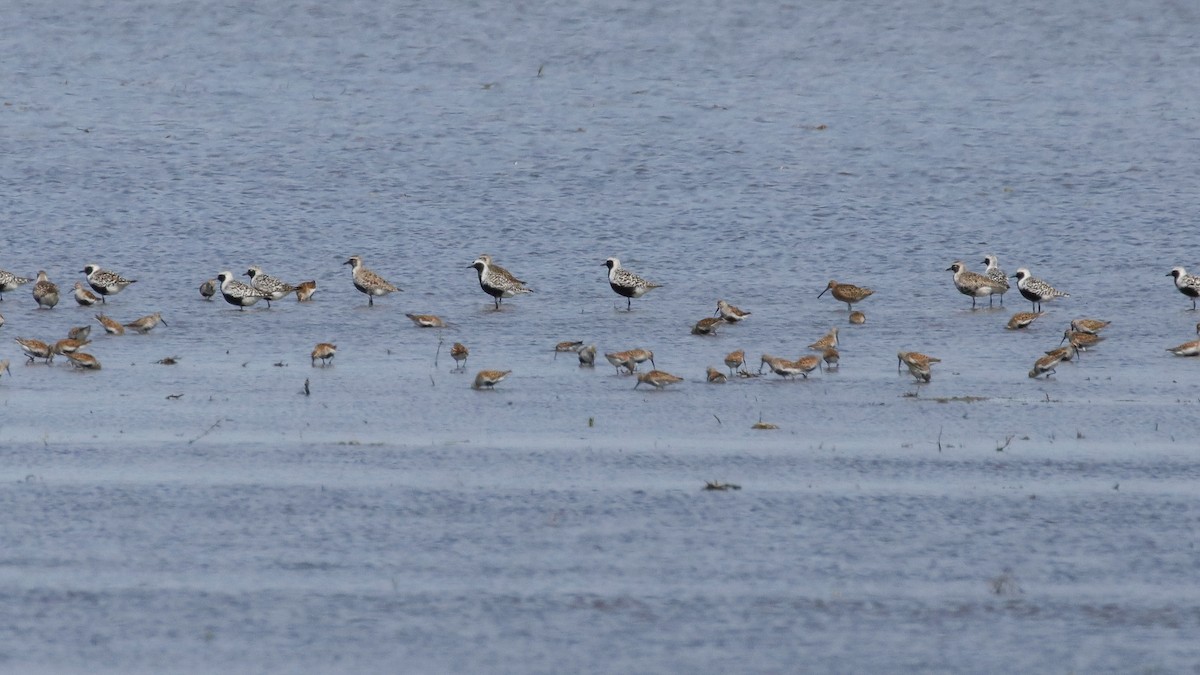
[64,351,101,370]
[706,367,727,383]
[849,311,866,325]
[808,327,839,352]
[1006,311,1044,330]
[15,338,54,364]
[1070,318,1110,335]
[715,299,751,322]
[294,280,317,302]
[818,280,874,311]
[604,258,661,311]
[1029,348,1070,378]
[821,347,840,370]
[1166,323,1200,356]
[450,342,469,370]
[724,349,745,375]
[67,325,92,341]
[473,369,511,389]
[95,313,125,335]
[634,369,684,389]
[469,254,531,309]
[405,313,446,328]
[553,341,584,359]
[344,256,400,306]
[898,351,941,374]
[0,359,10,380]
[53,338,91,356]
[216,271,270,309]
[311,342,337,366]
[124,312,167,334]
[691,317,722,335]
[577,344,596,367]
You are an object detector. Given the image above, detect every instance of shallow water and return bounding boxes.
[2,0,1200,671]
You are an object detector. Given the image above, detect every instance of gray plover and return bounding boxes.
[0,269,32,301]
[982,254,1010,305]
[947,261,1000,309]
[1012,268,1069,313]
[245,266,297,307]
[1168,267,1200,310]
[470,254,531,309]
[344,256,400,306]
[216,271,270,309]
[604,258,660,311]
[81,264,136,302]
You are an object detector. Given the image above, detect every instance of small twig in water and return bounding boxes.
[996,435,1014,452]
[303,378,310,396]
[937,426,943,452]
[189,418,224,445]
[166,393,183,400]
[713,414,721,425]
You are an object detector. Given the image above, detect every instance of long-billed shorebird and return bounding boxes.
[818,280,873,312]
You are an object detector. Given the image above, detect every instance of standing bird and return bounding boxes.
[450,342,470,370]
[849,311,866,325]
[724,349,746,375]
[1166,323,1200,357]
[124,312,167,334]
[199,278,217,300]
[821,347,840,370]
[604,351,638,374]
[469,254,531,309]
[294,280,317,302]
[715,299,751,322]
[1167,267,1200,310]
[311,342,337,366]
[32,270,59,309]
[245,266,297,308]
[216,271,270,309]
[0,312,4,329]
[1012,268,1069,313]
[72,282,101,306]
[818,280,874,312]
[604,258,661,311]
[982,255,1010,305]
[946,261,1000,309]
[473,369,511,389]
[808,327,839,352]
[0,269,33,301]
[81,264,136,302]
[344,256,400,306]
[0,359,9,380]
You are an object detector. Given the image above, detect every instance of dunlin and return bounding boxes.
[311,342,337,366]
[1006,311,1044,330]
[821,347,840,370]
[67,325,92,341]
[1166,323,1200,356]
[553,341,584,359]
[808,327,839,352]
[95,313,125,335]
[125,312,167,334]
[0,359,9,380]
[15,338,54,364]
[634,369,684,389]
[898,351,941,374]
[1029,350,1067,378]
[604,350,637,374]
[706,367,727,383]
[64,351,101,370]
[691,317,722,335]
[72,282,101,307]
[450,342,469,370]
[577,344,596,367]
[1070,318,1110,335]
[53,337,91,356]
[715,299,751,322]
[1061,328,1102,352]
[294,280,317,302]
[199,278,217,300]
[849,311,866,325]
[724,349,745,375]
[405,313,446,328]
[473,369,511,389]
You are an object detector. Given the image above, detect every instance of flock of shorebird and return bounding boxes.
[3,253,1200,388]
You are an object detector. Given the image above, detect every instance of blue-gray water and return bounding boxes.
[3,0,1200,672]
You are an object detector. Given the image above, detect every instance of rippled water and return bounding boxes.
[2,0,1200,671]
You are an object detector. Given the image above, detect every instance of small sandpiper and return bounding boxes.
[982,254,1010,305]
[470,254,531,309]
[216,271,270,309]
[1006,311,1044,330]
[553,341,584,359]
[577,344,596,367]
[691,317,722,335]
[604,350,637,374]
[473,369,511,389]
[818,280,874,312]
[1167,267,1200,310]
[1012,268,1069,313]
[72,282,101,307]
[715,299,751,322]
[1061,328,1102,352]
[294,280,317,302]
[808,327,839,352]
[626,348,655,371]
[311,342,337,366]
[0,359,9,380]
[1166,323,1200,356]
[849,311,866,325]
[199,278,217,300]
[1070,318,1110,335]
[724,349,745,375]
[15,337,54,364]
[0,269,32,301]
[64,351,101,370]
[706,367,727,383]
[32,271,59,309]
[947,261,1000,309]
[245,266,297,307]
[95,313,125,335]
[81,264,136,302]
[125,312,167,334]
[344,256,400,306]
[1029,349,1068,378]
[904,360,932,383]
[634,369,684,389]
[604,257,661,311]
[67,325,91,341]
[450,342,469,370]
[53,337,91,356]
[405,313,446,328]
[821,347,840,370]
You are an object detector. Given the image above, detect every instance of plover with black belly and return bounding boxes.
[1168,267,1200,310]
[245,266,297,308]
[473,369,511,389]
[216,271,269,309]
[72,282,101,307]
[81,264,136,302]
[1012,268,1069,313]
[577,344,596,367]
[634,369,684,389]
[818,280,874,312]
[982,255,1010,305]
[125,312,167,334]
[32,271,59,309]
[0,269,32,301]
[947,261,1000,309]
[1166,323,1200,356]
[604,258,660,311]
[470,254,531,309]
[715,299,751,322]
[344,256,400,306]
